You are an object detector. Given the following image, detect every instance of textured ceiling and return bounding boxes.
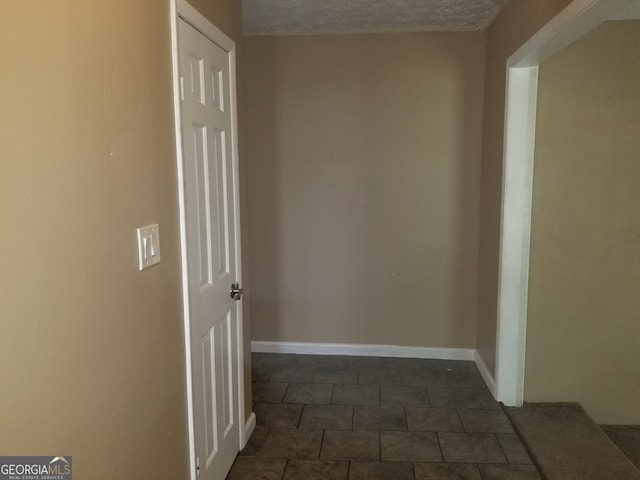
[242,0,510,35]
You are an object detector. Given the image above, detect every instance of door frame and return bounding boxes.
[169,1,252,478]
[495,0,637,405]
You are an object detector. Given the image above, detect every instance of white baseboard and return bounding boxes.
[241,412,256,449]
[251,341,475,361]
[474,350,497,396]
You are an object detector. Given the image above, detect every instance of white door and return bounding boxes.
[178,18,242,480]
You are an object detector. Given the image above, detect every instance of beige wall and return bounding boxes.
[0,0,248,478]
[244,33,484,348]
[476,0,574,373]
[525,21,640,424]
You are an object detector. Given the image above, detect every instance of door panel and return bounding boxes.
[202,331,217,459]
[179,18,240,480]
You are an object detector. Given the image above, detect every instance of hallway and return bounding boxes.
[228,353,640,480]
[228,353,539,479]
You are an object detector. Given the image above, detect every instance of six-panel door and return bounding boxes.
[179,18,240,480]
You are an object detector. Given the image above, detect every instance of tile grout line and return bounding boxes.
[455,407,466,433]
[318,429,325,461]
[477,462,487,480]
[492,432,508,464]
[280,458,289,480]
[435,431,445,464]
[404,406,409,433]
[247,354,530,480]
[281,382,290,403]
[297,403,305,429]
[350,403,355,431]
[330,383,335,410]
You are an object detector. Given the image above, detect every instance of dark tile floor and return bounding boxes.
[227,353,541,480]
[601,426,640,471]
[506,403,640,480]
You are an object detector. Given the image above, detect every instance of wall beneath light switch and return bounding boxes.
[0,0,248,478]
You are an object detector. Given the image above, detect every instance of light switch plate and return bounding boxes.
[136,224,161,271]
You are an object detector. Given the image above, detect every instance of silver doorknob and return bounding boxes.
[230,282,244,300]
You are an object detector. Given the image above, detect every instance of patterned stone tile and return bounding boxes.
[379,357,429,370]
[477,464,542,480]
[459,408,514,433]
[300,404,353,430]
[253,382,288,403]
[227,457,286,480]
[438,432,507,463]
[358,367,402,385]
[406,407,463,432]
[255,402,303,427]
[252,364,275,382]
[348,356,382,369]
[414,463,482,480]
[447,370,487,388]
[380,431,442,462]
[260,428,323,460]
[497,433,533,464]
[314,366,358,384]
[320,430,379,461]
[401,370,448,387]
[348,461,414,480]
[238,425,269,456]
[353,405,407,431]
[381,385,429,406]
[283,460,348,480]
[284,383,333,404]
[332,384,379,406]
[271,364,315,383]
[300,355,353,370]
[476,387,502,410]
[602,425,640,470]
[428,387,482,408]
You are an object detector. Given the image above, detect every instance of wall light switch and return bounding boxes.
[136,224,161,271]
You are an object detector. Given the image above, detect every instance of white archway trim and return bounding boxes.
[495,0,637,406]
[496,64,539,406]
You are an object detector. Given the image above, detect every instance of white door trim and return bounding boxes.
[495,0,636,406]
[169,2,249,478]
